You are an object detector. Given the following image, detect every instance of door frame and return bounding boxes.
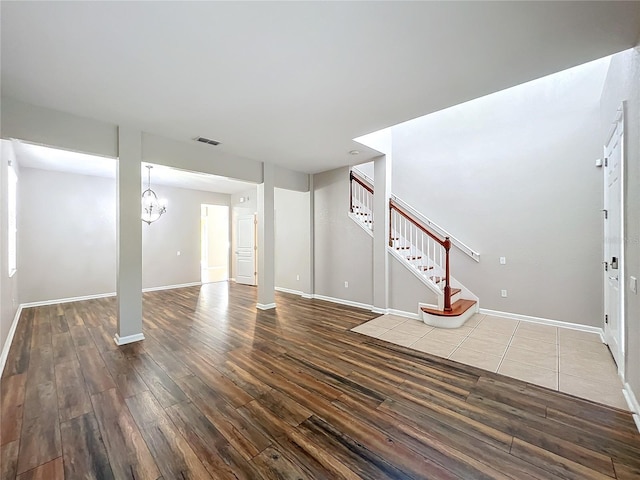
[603,103,625,378]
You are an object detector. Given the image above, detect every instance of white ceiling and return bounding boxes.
[2,2,639,174]
[13,141,256,195]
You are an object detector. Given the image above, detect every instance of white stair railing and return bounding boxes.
[349,170,374,231]
[390,199,453,311]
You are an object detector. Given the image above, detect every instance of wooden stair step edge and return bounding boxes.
[451,288,461,296]
[421,299,476,317]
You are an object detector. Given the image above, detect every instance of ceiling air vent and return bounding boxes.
[195,136,221,146]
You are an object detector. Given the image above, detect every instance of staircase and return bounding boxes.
[350,169,478,328]
[349,170,374,233]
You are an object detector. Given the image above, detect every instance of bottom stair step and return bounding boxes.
[421,299,476,317]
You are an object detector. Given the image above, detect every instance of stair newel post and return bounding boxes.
[349,171,354,213]
[388,202,393,247]
[443,237,452,312]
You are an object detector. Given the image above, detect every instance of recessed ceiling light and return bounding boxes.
[349,150,360,155]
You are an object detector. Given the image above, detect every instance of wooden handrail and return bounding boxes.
[350,170,374,195]
[390,199,452,312]
[389,199,446,247]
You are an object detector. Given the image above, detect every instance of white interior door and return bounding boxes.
[603,109,624,370]
[236,214,256,285]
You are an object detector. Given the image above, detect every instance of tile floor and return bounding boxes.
[352,313,628,410]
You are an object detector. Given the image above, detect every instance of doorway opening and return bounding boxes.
[201,204,230,284]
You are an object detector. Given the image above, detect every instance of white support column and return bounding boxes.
[373,153,392,313]
[115,127,144,345]
[257,163,276,310]
[304,174,315,299]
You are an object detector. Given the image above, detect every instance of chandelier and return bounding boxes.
[141,165,167,224]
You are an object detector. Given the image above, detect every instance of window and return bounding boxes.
[8,163,17,276]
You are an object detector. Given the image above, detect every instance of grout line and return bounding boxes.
[495,320,519,373]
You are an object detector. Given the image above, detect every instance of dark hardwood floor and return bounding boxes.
[2,282,640,479]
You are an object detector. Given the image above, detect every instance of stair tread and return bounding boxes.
[451,288,461,296]
[421,299,476,317]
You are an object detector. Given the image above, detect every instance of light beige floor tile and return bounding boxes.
[366,315,407,329]
[503,346,557,371]
[464,314,485,327]
[391,319,434,336]
[467,329,513,345]
[509,336,558,356]
[559,373,628,410]
[559,337,608,356]
[351,323,389,337]
[513,325,557,344]
[378,329,423,347]
[558,328,602,343]
[559,354,619,386]
[473,319,518,336]
[423,327,471,345]
[498,360,558,390]
[478,315,519,330]
[450,347,502,372]
[458,336,509,357]
[411,337,458,357]
[558,343,613,363]
[517,322,558,334]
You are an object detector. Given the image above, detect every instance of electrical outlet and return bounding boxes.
[177,251,181,256]
[500,257,506,265]
[296,274,300,281]
[344,281,349,288]
[501,289,507,298]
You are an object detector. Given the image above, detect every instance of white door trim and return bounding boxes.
[603,103,625,379]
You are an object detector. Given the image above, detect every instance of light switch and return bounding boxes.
[631,276,638,294]
[501,290,507,297]
[500,257,506,265]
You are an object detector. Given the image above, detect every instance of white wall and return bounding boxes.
[314,167,373,305]
[600,47,640,401]
[19,168,116,303]
[0,140,20,363]
[275,188,311,294]
[141,184,229,289]
[389,255,437,314]
[18,167,230,303]
[391,58,608,326]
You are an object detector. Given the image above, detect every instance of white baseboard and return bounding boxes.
[387,308,421,321]
[311,294,373,311]
[623,382,640,433]
[256,303,276,310]
[114,333,145,346]
[275,287,306,297]
[301,293,313,299]
[22,291,116,308]
[19,282,203,308]
[142,282,202,293]
[479,308,604,337]
[0,305,23,377]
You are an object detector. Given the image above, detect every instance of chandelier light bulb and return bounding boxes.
[141,166,167,224]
